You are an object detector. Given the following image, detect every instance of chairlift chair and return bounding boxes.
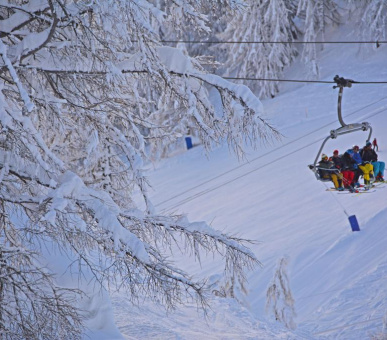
[309,75,373,181]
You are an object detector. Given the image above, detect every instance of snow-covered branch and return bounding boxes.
[0,0,273,335]
[360,0,387,42]
[219,0,298,98]
[0,213,83,339]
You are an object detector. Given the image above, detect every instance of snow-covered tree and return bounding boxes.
[360,0,387,43]
[0,232,83,339]
[209,271,250,307]
[219,0,298,98]
[266,257,296,330]
[0,0,278,336]
[296,0,340,77]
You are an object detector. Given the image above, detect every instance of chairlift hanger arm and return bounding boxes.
[309,75,373,181]
[333,75,355,127]
[332,75,373,140]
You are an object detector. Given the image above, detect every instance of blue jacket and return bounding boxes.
[353,152,362,165]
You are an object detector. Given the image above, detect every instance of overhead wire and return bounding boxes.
[158,101,387,335]
[161,39,387,83]
[160,37,387,333]
[222,77,335,83]
[161,40,387,45]
[156,96,387,209]
[156,97,387,212]
[153,38,387,207]
[156,94,387,210]
[220,77,387,84]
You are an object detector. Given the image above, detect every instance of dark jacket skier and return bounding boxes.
[361,142,385,181]
[331,150,354,188]
[317,154,343,189]
[360,145,378,163]
[342,149,362,186]
[341,150,358,170]
[330,150,344,169]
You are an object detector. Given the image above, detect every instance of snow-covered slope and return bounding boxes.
[112,25,387,339]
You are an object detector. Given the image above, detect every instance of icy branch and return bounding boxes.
[0,39,34,113]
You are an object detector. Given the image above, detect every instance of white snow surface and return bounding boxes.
[110,25,387,339]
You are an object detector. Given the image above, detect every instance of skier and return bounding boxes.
[317,154,344,190]
[331,150,355,190]
[352,145,374,187]
[372,138,378,151]
[360,142,385,181]
[342,149,362,187]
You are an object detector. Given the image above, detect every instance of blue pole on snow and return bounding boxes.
[348,215,360,232]
[185,136,193,150]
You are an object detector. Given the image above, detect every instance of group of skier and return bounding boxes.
[317,139,385,192]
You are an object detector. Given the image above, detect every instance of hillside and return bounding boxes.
[110,24,387,339]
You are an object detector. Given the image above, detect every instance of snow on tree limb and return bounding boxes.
[0,213,83,338]
[219,0,298,98]
[0,1,269,334]
[0,39,34,112]
[266,257,296,330]
[360,0,387,42]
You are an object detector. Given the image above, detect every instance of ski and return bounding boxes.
[338,189,376,195]
[326,187,359,192]
[374,180,387,184]
[327,188,360,193]
[354,190,377,196]
[337,191,362,194]
[371,182,386,188]
[326,182,385,192]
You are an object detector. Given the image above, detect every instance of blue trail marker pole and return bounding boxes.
[185,136,193,150]
[348,215,360,232]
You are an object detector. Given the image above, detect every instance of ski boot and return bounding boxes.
[364,179,371,190]
[348,186,359,193]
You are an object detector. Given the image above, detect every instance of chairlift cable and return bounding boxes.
[222,77,335,83]
[221,77,387,84]
[160,40,387,45]
[159,106,387,213]
[154,96,387,211]
[155,96,387,211]
[352,81,387,84]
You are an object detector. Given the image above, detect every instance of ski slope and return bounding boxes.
[110,26,387,339]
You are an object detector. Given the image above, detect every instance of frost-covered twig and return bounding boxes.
[266,257,296,330]
[0,1,271,334]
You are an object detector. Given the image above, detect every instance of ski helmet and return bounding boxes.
[333,150,339,155]
[352,145,359,151]
[321,153,328,160]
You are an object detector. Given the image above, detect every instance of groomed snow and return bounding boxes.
[111,23,387,339]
